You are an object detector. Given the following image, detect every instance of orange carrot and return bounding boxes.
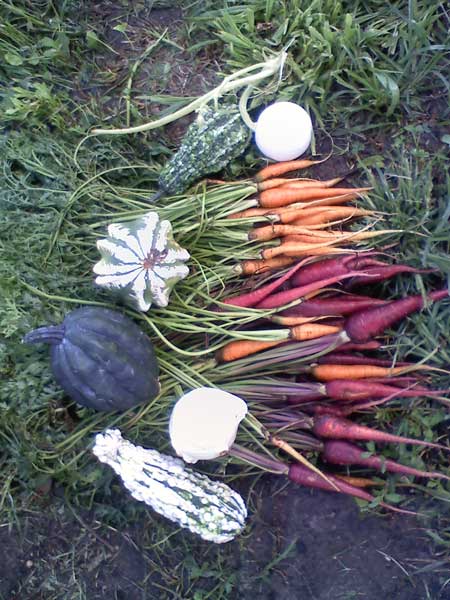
[290,193,365,210]
[216,339,283,363]
[257,177,318,192]
[291,207,376,226]
[267,246,357,260]
[256,158,327,182]
[234,256,296,276]
[333,474,379,488]
[253,228,350,243]
[259,187,372,209]
[259,194,363,213]
[270,229,397,245]
[290,323,342,340]
[279,176,345,190]
[265,199,364,224]
[310,364,423,382]
[226,207,276,219]
[262,239,360,260]
[216,322,341,363]
[248,224,319,242]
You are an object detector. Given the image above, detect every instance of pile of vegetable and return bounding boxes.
[22,52,449,543]
[25,145,450,543]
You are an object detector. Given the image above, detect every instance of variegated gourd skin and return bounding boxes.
[158,105,251,195]
[93,429,248,544]
[93,212,189,312]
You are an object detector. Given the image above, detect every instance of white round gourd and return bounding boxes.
[254,101,313,161]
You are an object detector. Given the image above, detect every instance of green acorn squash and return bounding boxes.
[23,307,160,411]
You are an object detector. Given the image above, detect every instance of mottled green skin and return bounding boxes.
[158,106,251,195]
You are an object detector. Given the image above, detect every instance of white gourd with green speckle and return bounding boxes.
[93,212,189,311]
[157,104,251,196]
[93,429,247,543]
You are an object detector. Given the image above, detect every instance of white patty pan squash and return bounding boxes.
[93,212,190,311]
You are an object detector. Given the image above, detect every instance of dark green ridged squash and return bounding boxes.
[23,307,160,411]
[155,104,251,198]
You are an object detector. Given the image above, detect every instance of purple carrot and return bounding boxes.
[338,340,382,352]
[255,272,364,309]
[322,440,450,481]
[312,415,450,452]
[295,381,428,415]
[344,289,449,343]
[313,405,348,416]
[316,353,411,367]
[277,294,388,318]
[221,259,309,308]
[333,396,420,415]
[359,377,429,387]
[290,253,386,287]
[288,391,325,403]
[347,265,437,288]
[312,382,422,415]
[324,379,442,401]
[288,463,416,515]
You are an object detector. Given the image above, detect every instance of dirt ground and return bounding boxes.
[1,477,447,600]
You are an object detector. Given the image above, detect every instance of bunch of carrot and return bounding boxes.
[207,159,450,512]
[225,159,397,276]
[217,264,449,507]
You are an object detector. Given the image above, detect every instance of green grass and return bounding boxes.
[189,0,450,132]
[1,0,450,597]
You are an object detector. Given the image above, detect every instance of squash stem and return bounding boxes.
[90,52,287,136]
[23,325,65,346]
[239,85,257,131]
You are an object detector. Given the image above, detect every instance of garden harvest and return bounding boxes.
[25,147,450,541]
[19,47,449,542]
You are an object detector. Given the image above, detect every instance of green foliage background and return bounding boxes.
[1,0,450,596]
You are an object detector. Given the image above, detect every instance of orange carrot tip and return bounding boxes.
[255,157,330,182]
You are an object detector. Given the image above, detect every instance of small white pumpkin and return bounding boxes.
[93,212,190,312]
[254,101,313,161]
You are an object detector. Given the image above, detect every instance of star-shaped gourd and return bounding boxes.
[93,212,190,311]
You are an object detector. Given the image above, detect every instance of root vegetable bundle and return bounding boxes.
[40,152,450,525]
